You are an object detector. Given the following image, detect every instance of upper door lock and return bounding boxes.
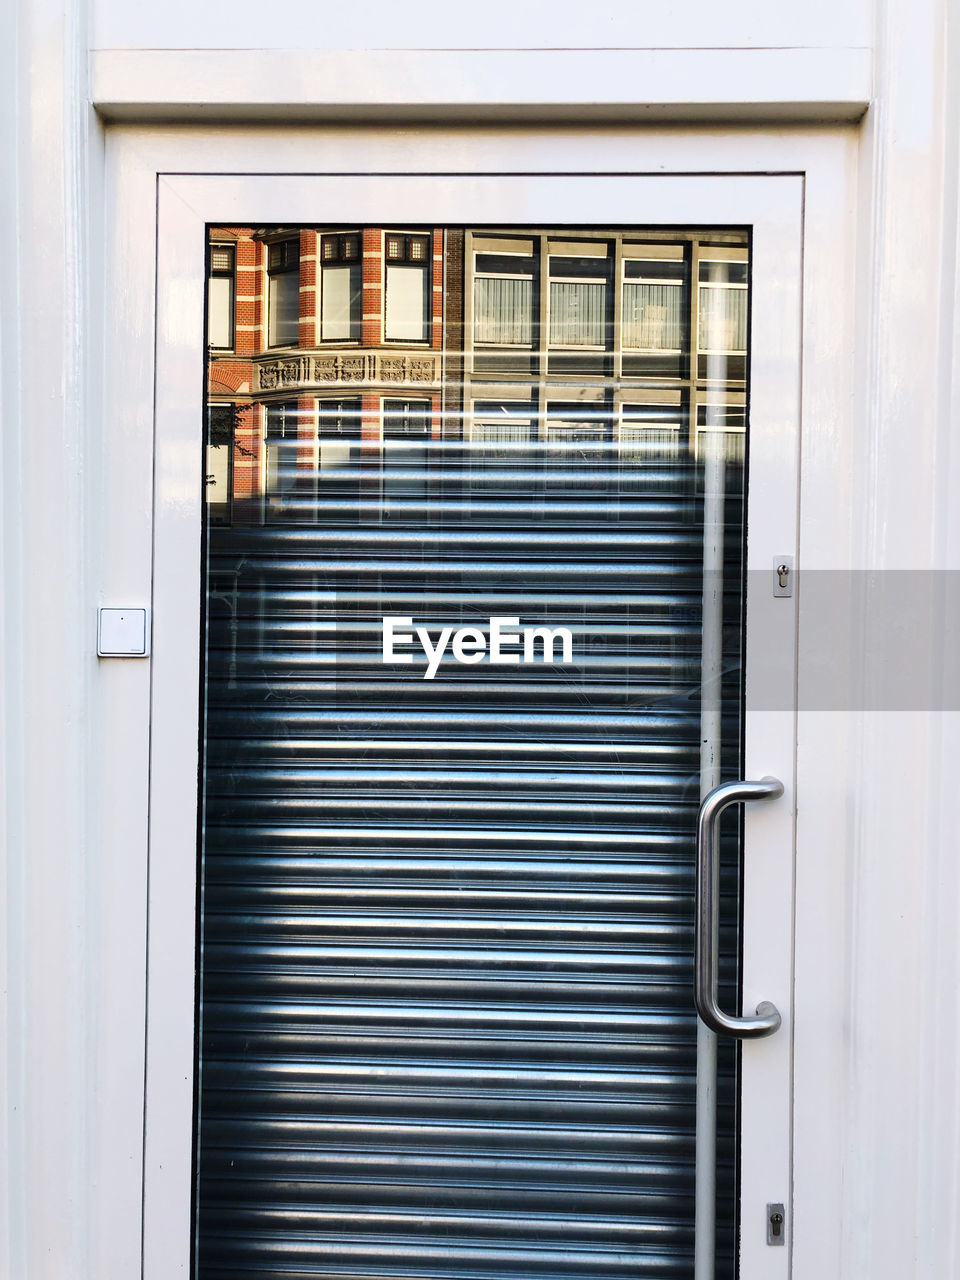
[773,555,794,597]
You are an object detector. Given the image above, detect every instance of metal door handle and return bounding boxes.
[695,777,784,1038]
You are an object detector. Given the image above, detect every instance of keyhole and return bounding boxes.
[777,564,790,589]
[771,1211,783,1238]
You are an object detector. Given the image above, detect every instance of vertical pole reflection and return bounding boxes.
[696,424,726,1280]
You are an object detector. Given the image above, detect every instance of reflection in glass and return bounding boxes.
[621,402,685,462]
[267,238,300,347]
[622,259,686,351]
[199,223,751,1280]
[474,275,534,345]
[206,245,235,350]
[548,255,610,348]
[698,259,748,355]
[384,232,431,341]
[320,233,362,342]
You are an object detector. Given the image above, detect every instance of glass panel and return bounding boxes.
[698,260,748,354]
[210,245,233,272]
[699,287,747,353]
[206,274,233,349]
[385,264,428,340]
[622,267,684,351]
[320,264,360,341]
[200,222,750,1280]
[204,405,234,522]
[621,403,685,462]
[548,280,606,346]
[268,270,299,347]
[264,400,305,516]
[474,276,534,344]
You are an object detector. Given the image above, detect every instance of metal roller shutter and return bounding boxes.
[197,441,743,1279]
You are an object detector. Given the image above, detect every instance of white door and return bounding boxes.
[144,172,800,1280]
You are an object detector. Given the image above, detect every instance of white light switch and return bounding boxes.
[98,607,148,657]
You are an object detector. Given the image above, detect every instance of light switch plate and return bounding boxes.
[98,607,149,657]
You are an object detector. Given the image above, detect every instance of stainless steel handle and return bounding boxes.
[695,777,784,1038]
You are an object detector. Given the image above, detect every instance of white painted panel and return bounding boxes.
[91,0,872,52]
[91,47,873,121]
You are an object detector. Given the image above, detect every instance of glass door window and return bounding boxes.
[197,219,768,1280]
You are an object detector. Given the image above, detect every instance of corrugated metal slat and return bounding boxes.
[197,447,742,1280]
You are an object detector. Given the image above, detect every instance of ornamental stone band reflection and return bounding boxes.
[382,615,575,679]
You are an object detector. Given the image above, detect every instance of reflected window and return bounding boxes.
[545,402,612,492]
[471,400,535,445]
[383,398,431,439]
[318,396,362,441]
[474,250,535,347]
[546,402,611,443]
[382,398,430,502]
[620,403,686,463]
[384,233,431,342]
[697,402,746,464]
[265,400,301,512]
[622,258,685,353]
[205,404,234,522]
[469,400,536,491]
[698,260,748,357]
[548,251,610,349]
[267,239,300,348]
[207,245,235,350]
[317,396,362,476]
[320,233,361,342]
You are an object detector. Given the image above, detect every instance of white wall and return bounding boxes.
[91,0,873,53]
[2,0,959,1277]
[1,2,104,1278]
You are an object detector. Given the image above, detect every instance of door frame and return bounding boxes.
[96,125,857,1280]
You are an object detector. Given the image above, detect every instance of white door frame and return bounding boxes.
[96,126,857,1280]
[150,168,799,1278]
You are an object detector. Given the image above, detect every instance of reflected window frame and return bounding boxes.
[319,232,362,344]
[204,402,236,524]
[383,231,432,344]
[264,398,302,516]
[697,256,749,357]
[620,255,687,356]
[206,243,235,352]
[472,245,537,350]
[619,401,687,464]
[266,237,301,350]
[546,247,612,352]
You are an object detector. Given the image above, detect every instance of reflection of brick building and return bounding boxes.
[206,226,447,521]
[206,226,748,521]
